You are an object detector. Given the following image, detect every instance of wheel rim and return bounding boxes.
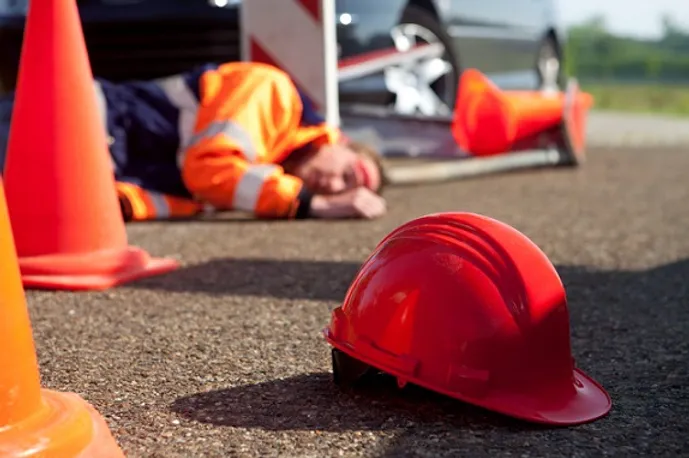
[537,43,561,91]
[384,23,455,116]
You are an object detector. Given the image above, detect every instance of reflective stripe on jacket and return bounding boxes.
[116,182,205,221]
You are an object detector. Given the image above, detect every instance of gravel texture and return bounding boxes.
[20,146,689,457]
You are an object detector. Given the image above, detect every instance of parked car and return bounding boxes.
[0,0,565,117]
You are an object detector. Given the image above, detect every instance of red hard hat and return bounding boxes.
[324,212,611,425]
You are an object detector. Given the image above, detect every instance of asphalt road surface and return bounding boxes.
[26,145,688,458]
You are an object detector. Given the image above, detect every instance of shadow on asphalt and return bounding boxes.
[129,258,363,301]
[171,371,546,433]
[164,258,689,456]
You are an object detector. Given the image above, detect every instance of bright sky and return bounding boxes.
[557,0,689,39]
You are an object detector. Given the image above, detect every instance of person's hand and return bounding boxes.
[309,187,387,219]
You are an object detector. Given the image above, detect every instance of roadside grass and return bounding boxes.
[582,82,689,117]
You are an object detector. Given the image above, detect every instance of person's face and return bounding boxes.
[292,144,381,195]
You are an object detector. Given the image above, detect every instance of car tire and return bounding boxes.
[388,4,461,115]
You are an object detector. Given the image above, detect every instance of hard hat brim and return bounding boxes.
[327,334,612,426]
[505,368,613,426]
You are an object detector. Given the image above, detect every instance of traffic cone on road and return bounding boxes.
[0,178,126,457]
[452,69,593,156]
[2,0,179,290]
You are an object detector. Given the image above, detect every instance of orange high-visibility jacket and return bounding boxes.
[92,62,342,221]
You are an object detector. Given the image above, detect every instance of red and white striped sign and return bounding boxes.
[240,0,340,126]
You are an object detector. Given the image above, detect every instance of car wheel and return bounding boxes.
[536,35,563,91]
[384,5,460,117]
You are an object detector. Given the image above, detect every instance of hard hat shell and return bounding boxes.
[324,212,611,425]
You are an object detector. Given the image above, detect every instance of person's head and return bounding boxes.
[283,141,387,195]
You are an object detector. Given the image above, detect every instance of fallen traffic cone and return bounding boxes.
[452,69,593,156]
[2,0,179,290]
[0,179,126,457]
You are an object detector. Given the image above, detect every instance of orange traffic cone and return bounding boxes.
[0,179,126,457]
[2,0,179,290]
[452,69,593,156]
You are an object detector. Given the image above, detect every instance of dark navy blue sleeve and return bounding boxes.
[296,88,326,127]
[182,63,221,101]
[0,92,14,175]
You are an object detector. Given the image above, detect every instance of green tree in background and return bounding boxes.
[566,13,689,116]
[565,13,689,83]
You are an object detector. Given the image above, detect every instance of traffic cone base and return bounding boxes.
[507,79,594,166]
[19,246,179,291]
[560,79,593,165]
[0,390,125,458]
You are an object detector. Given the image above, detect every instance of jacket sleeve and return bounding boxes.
[116,181,206,222]
[180,62,314,219]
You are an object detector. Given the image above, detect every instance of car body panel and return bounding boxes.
[338,0,558,92]
[1,0,562,98]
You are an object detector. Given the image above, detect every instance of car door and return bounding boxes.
[442,0,545,88]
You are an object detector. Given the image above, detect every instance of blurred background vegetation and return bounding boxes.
[567,14,689,116]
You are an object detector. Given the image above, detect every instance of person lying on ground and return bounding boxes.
[0,61,388,221]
